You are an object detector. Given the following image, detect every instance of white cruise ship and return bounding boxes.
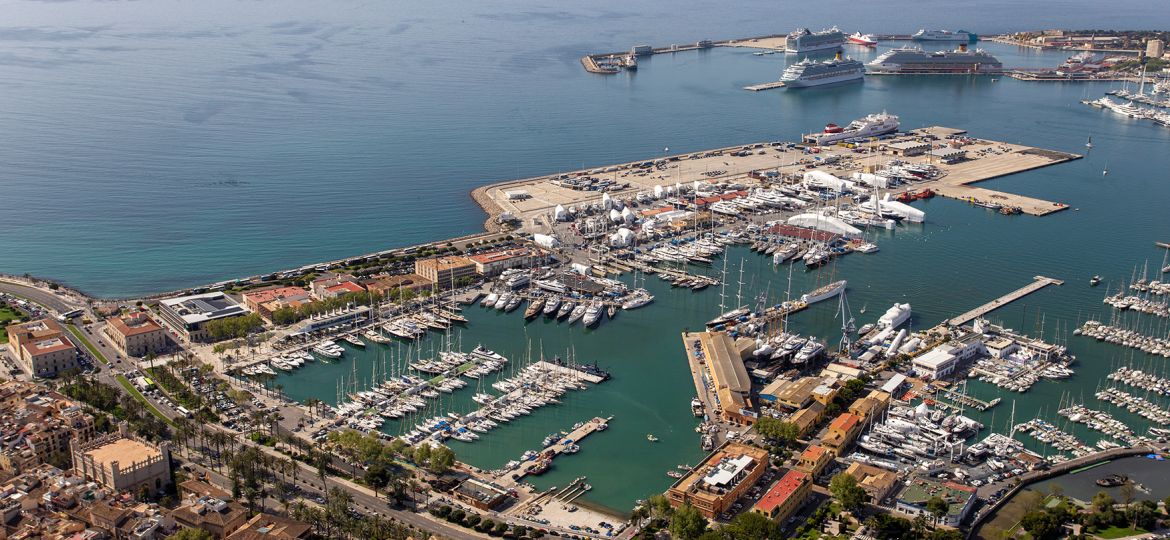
[866,45,1002,74]
[786,27,845,54]
[780,53,864,88]
[803,112,899,145]
[912,29,977,42]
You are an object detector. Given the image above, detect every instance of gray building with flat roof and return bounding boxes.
[157,292,249,342]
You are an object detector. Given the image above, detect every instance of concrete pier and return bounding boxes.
[479,127,1080,231]
[498,416,613,483]
[948,275,1064,327]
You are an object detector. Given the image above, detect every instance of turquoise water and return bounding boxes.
[2,0,1169,297]
[7,0,1170,511]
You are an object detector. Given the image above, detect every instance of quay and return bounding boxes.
[495,416,613,484]
[743,81,786,92]
[581,33,788,74]
[481,126,1080,232]
[936,386,1000,411]
[947,276,1064,327]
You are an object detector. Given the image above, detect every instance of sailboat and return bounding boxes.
[1085,135,1093,149]
[1102,162,1109,176]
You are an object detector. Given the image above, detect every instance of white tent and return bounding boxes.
[553,204,568,222]
[609,227,635,247]
[803,170,854,193]
[674,182,682,195]
[786,213,862,237]
[532,233,559,249]
[851,172,892,189]
[880,194,926,222]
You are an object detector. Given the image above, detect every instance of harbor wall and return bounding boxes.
[966,446,1152,540]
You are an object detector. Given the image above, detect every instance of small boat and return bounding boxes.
[343,335,365,348]
[647,433,659,442]
[607,305,617,319]
[1085,135,1093,149]
[524,297,546,320]
[1090,275,1102,286]
[557,301,575,320]
[666,471,683,478]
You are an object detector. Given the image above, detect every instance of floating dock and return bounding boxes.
[502,416,613,482]
[947,276,1064,327]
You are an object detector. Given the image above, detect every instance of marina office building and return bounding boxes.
[157,292,249,343]
[911,335,985,380]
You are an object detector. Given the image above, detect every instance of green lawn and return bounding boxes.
[115,375,174,426]
[0,306,21,343]
[65,325,108,364]
[1095,525,1148,539]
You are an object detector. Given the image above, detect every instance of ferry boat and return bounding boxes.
[801,280,847,305]
[780,52,864,88]
[847,32,877,46]
[912,29,977,42]
[786,27,845,54]
[866,44,1002,74]
[803,112,899,145]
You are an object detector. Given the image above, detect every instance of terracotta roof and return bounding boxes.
[106,312,163,337]
[241,286,309,305]
[467,248,540,265]
[828,413,861,434]
[324,282,365,294]
[800,445,828,462]
[26,335,76,356]
[755,470,808,513]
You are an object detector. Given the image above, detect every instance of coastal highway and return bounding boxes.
[0,279,79,314]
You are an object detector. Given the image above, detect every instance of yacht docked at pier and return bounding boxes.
[780,52,864,88]
[803,112,899,145]
[786,27,845,54]
[866,44,1002,74]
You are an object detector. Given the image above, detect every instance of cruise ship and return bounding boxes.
[786,27,845,54]
[803,112,899,145]
[912,29,977,42]
[866,45,1002,74]
[780,52,864,88]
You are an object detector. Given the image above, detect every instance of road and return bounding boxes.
[0,279,79,314]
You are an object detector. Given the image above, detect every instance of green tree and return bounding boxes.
[865,513,913,540]
[925,496,949,525]
[1092,491,1115,512]
[670,503,708,540]
[1019,510,1061,540]
[829,472,867,512]
[365,464,392,497]
[723,511,780,540]
[429,445,455,474]
[166,529,216,540]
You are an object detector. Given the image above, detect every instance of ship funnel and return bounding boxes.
[958,43,968,52]
[835,51,842,61]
